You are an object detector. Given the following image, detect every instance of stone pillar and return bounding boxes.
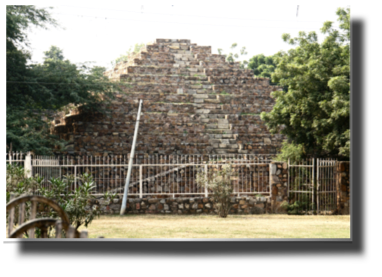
[337,162,350,215]
[269,162,288,213]
[24,152,32,178]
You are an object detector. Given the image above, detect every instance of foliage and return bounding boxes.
[218,43,248,69]
[103,191,117,205]
[280,195,313,215]
[6,164,42,202]
[261,7,350,159]
[61,173,100,229]
[112,43,146,67]
[196,164,237,218]
[247,54,276,79]
[6,6,114,155]
[43,45,64,61]
[6,164,100,236]
[273,141,305,163]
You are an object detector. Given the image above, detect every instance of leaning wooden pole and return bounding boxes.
[120,99,143,215]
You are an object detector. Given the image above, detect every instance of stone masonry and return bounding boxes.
[337,162,350,215]
[89,195,272,215]
[52,39,285,156]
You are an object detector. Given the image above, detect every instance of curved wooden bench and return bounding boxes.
[6,194,87,239]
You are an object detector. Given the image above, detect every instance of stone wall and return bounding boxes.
[337,161,350,215]
[269,162,288,213]
[90,195,271,215]
[52,38,285,156]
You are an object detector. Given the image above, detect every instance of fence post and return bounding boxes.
[139,165,143,198]
[74,165,77,190]
[24,152,32,178]
[269,163,273,200]
[204,164,208,197]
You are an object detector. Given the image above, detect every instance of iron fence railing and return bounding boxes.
[6,152,273,197]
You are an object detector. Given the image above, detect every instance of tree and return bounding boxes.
[261,7,350,160]
[43,45,64,61]
[196,164,236,218]
[111,43,146,67]
[6,164,100,236]
[248,54,276,79]
[218,43,248,69]
[6,6,114,154]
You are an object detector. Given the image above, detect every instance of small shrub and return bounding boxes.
[103,191,117,205]
[196,164,236,218]
[6,164,100,237]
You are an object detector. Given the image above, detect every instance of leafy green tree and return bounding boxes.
[218,43,248,69]
[196,164,237,218]
[248,54,276,79]
[261,7,350,160]
[43,45,64,61]
[6,164,100,236]
[112,43,146,66]
[6,6,114,155]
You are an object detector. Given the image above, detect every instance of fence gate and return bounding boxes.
[32,156,61,192]
[288,158,338,215]
[316,159,337,214]
[288,159,315,214]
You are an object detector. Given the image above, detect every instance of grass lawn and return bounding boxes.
[79,214,351,239]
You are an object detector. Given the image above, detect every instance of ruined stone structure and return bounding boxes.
[53,39,285,156]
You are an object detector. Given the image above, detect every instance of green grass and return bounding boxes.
[79,214,351,239]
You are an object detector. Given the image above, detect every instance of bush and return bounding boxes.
[196,164,236,218]
[6,164,100,235]
[280,196,313,215]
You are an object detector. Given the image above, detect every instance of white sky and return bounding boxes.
[25,0,350,70]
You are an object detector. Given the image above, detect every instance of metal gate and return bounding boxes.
[288,159,315,214]
[288,158,338,215]
[316,159,337,214]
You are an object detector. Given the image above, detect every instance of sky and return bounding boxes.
[26,1,350,70]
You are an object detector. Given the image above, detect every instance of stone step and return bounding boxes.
[193,98,222,104]
[172,62,204,69]
[199,118,228,124]
[212,143,239,149]
[156,39,191,44]
[209,139,237,144]
[174,54,195,60]
[188,85,212,89]
[184,80,211,84]
[205,129,233,134]
[127,72,206,77]
[126,67,205,74]
[206,123,230,129]
[186,89,215,95]
[172,60,200,65]
[122,75,208,82]
[202,114,227,119]
[170,50,192,54]
[214,149,239,154]
[207,134,234,139]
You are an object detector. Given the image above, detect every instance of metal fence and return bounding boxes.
[317,158,337,214]
[288,158,338,215]
[6,152,273,197]
[6,152,27,167]
[288,159,315,214]
[6,152,340,211]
